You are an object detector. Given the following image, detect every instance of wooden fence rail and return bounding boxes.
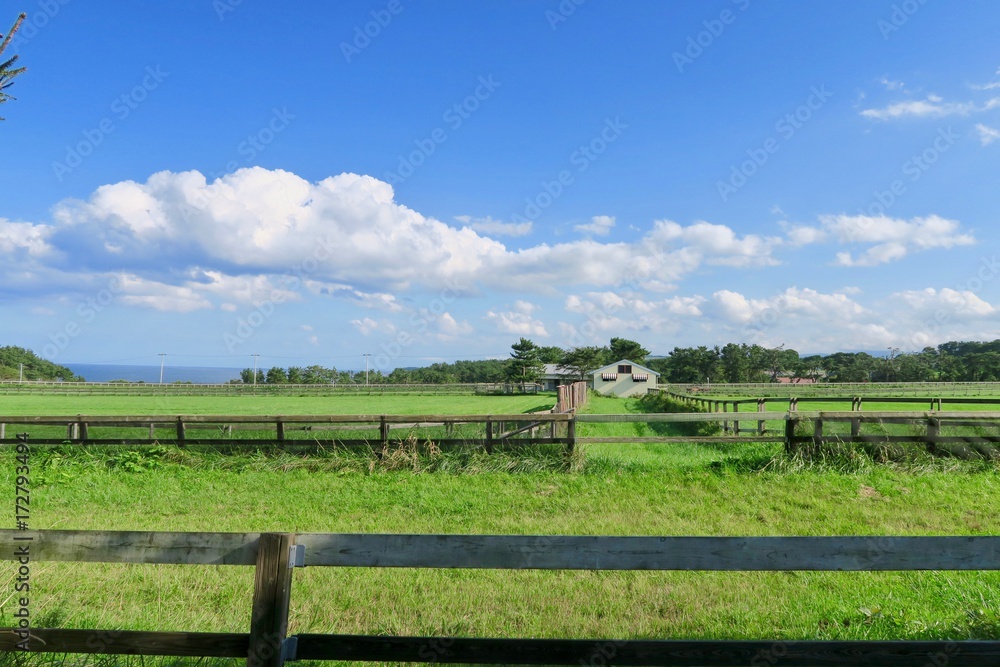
[4,411,1000,457]
[1,529,999,665]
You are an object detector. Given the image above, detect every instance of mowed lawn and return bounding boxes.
[1,391,999,666]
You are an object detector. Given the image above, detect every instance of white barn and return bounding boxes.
[591,359,660,397]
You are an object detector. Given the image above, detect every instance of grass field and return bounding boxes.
[1,391,999,666]
[0,393,556,416]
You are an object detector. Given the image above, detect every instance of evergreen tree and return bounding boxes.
[0,14,27,120]
[506,337,544,390]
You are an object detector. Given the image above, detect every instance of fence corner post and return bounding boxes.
[248,532,295,667]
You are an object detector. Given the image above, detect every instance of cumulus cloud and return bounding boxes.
[646,220,782,268]
[574,215,616,236]
[484,309,548,337]
[861,95,1000,120]
[23,168,803,306]
[793,214,975,266]
[561,291,705,343]
[0,218,55,257]
[455,215,533,237]
[892,287,995,317]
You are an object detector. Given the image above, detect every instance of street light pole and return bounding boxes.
[158,353,166,384]
[363,353,371,386]
[252,353,260,387]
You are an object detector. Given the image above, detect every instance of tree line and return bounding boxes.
[238,339,1000,386]
[650,341,1000,384]
[237,338,650,386]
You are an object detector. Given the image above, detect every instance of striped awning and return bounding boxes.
[601,372,617,381]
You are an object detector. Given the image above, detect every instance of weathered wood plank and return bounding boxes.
[295,636,1000,666]
[248,533,294,667]
[0,413,571,425]
[0,629,249,657]
[0,530,260,565]
[296,534,1000,570]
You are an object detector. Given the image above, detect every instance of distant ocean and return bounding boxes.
[66,364,244,384]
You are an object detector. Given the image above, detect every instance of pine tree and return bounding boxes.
[0,13,27,120]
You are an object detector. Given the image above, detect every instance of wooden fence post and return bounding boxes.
[926,417,940,446]
[485,419,493,454]
[176,417,186,446]
[722,401,729,435]
[566,415,576,456]
[813,418,824,455]
[732,401,740,436]
[379,416,388,449]
[784,416,799,455]
[757,399,765,435]
[248,532,295,667]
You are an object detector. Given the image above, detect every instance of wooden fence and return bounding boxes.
[2,529,999,665]
[0,381,539,397]
[4,411,1000,457]
[664,390,1000,414]
[0,413,574,453]
[665,381,1000,397]
[555,381,589,413]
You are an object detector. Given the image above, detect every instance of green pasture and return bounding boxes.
[0,391,998,666]
[0,392,556,416]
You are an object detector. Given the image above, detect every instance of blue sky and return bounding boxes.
[2,0,999,371]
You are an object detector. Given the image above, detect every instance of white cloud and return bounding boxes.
[484,309,548,337]
[574,215,616,236]
[892,287,995,317]
[115,274,214,312]
[785,225,827,246]
[38,168,792,301]
[976,123,1000,146]
[861,95,1000,120]
[879,77,905,91]
[794,214,975,266]
[562,291,705,342]
[350,317,387,335]
[455,215,533,237]
[0,218,55,257]
[513,299,536,314]
[647,220,782,268]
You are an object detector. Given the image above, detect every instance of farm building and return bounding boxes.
[592,359,660,397]
[539,364,581,391]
